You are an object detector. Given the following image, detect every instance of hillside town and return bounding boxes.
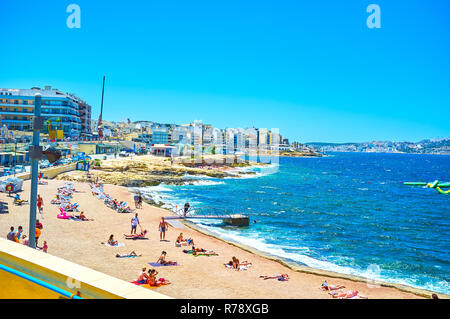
[307,139,450,155]
[0,86,313,173]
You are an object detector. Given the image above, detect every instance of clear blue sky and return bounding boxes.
[1,0,449,143]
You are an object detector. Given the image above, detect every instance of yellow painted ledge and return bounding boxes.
[0,238,170,299]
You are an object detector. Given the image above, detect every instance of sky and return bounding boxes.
[1,0,449,143]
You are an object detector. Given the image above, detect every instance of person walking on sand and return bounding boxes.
[159,217,170,241]
[131,213,140,235]
[138,194,143,209]
[183,202,190,217]
[134,193,139,209]
[37,195,44,217]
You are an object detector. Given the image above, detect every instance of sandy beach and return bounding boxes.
[0,178,433,299]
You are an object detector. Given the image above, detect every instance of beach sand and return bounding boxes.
[0,179,428,299]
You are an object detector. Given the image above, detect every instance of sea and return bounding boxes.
[132,152,450,295]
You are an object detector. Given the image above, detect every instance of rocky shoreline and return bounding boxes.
[55,154,261,188]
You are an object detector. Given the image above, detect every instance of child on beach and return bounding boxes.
[42,241,48,253]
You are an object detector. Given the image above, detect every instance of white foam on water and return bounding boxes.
[185,180,225,186]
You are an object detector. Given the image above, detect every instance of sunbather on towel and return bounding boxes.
[124,230,147,239]
[260,274,289,281]
[137,267,149,284]
[320,280,345,291]
[107,234,118,246]
[74,211,93,221]
[156,251,177,265]
[176,233,194,246]
[116,250,142,258]
[330,290,368,299]
[147,269,158,286]
[227,256,251,270]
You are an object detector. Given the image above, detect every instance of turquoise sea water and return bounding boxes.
[136,153,450,294]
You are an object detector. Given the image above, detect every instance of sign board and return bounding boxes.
[5,184,14,193]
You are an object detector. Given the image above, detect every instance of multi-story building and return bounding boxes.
[0,86,91,138]
[151,129,170,144]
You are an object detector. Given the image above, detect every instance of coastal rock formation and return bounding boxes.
[55,155,258,187]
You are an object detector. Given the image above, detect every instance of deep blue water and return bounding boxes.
[137,153,450,294]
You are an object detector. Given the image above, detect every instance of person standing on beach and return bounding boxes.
[131,213,140,235]
[159,217,170,241]
[37,195,44,216]
[183,202,190,217]
[138,194,143,209]
[134,194,139,209]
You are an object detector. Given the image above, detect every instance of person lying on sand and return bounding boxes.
[124,230,147,239]
[260,274,289,281]
[116,251,142,258]
[183,247,218,256]
[320,280,345,291]
[329,290,368,299]
[156,251,177,265]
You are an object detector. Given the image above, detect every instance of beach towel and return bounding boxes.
[116,254,140,258]
[101,242,124,247]
[186,251,218,257]
[130,280,171,289]
[224,263,252,270]
[148,262,179,267]
[124,236,149,240]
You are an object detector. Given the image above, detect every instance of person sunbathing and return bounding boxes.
[137,267,149,284]
[192,250,218,256]
[320,280,345,291]
[156,251,177,265]
[116,251,142,258]
[176,233,194,246]
[124,230,147,239]
[147,269,158,286]
[260,274,289,281]
[228,256,240,269]
[74,211,93,221]
[330,290,368,299]
[107,234,118,246]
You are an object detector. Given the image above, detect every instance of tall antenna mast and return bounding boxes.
[98,75,105,139]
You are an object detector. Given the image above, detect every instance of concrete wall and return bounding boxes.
[0,238,170,299]
[16,163,76,181]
